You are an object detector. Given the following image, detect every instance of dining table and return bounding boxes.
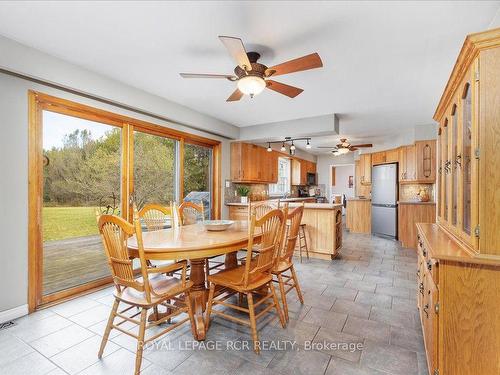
[127,220,260,340]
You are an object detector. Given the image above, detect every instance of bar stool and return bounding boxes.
[298,223,309,262]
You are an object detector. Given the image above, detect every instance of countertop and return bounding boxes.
[226,197,317,206]
[398,201,436,205]
[226,201,342,210]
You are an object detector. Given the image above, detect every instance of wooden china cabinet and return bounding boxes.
[416,28,500,375]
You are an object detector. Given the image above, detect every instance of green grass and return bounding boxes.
[43,206,99,242]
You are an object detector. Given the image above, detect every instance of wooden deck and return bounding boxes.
[43,235,110,295]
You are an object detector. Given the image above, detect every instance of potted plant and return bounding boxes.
[236,185,250,204]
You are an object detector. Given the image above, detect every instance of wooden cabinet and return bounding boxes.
[385,148,399,163]
[399,145,416,182]
[398,203,436,249]
[359,154,371,185]
[414,29,500,375]
[371,151,386,165]
[230,142,278,183]
[228,205,248,220]
[291,158,317,186]
[434,28,500,256]
[291,158,303,185]
[346,199,371,233]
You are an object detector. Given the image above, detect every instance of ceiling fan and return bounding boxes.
[179,36,323,101]
[317,138,373,155]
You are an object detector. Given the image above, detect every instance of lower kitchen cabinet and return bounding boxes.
[398,202,435,248]
[416,224,500,375]
[346,199,371,233]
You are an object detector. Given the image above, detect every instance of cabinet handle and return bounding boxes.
[423,303,429,319]
[455,154,462,168]
[427,260,432,271]
[419,282,424,295]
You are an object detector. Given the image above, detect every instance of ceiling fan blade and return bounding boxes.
[180,73,236,79]
[266,53,323,77]
[350,144,373,148]
[226,88,244,102]
[218,36,252,71]
[266,80,303,98]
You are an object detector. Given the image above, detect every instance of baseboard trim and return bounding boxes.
[0,304,29,323]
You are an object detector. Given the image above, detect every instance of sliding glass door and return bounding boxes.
[133,131,178,209]
[42,111,122,296]
[30,92,220,309]
[183,142,213,219]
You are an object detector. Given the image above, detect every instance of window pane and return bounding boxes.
[133,131,177,208]
[42,111,121,295]
[269,157,291,195]
[183,143,212,218]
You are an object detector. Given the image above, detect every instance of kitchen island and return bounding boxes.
[226,201,343,260]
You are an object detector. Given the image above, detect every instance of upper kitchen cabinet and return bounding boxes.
[230,142,278,183]
[371,151,386,165]
[359,153,372,184]
[292,158,317,185]
[385,148,399,163]
[371,148,398,166]
[399,145,416,182]
[415,140,436,182]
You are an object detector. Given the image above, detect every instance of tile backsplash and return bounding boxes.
[224,181,270,203]
[399,183,435,202]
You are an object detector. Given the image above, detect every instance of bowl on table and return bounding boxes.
[203,220,234,231]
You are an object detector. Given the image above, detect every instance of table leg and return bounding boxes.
[224,251,238,269]
[188,258,208,340]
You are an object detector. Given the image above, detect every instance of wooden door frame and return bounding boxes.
[28,91,221,311]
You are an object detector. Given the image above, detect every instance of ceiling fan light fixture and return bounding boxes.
[332,150,340,156]
[338,148,350,155]
[237,76,266,97]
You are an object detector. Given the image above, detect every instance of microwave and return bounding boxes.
[306,172,316,186]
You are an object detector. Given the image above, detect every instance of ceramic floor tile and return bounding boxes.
[312,327,364,363]
[78,348,151,375]
[0,351,56,375]
[50,335,120,375]
[0,331,34,367]
[10,314,74,343]
[30,323,95,357]
[331,299,371,319]
[342,316,390,343]
[268,346,331,375]
[326,357,388,375]
[360,339,418,375]
[302,307,348,332]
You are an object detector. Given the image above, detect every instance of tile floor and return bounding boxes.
[0,230,427,375]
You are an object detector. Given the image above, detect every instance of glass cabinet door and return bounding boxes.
[441,121,449,222]
[451,105,459,227]
[462,83,472,236]
[437,129,442,220]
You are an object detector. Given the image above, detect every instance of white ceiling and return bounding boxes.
[0,1,498,141]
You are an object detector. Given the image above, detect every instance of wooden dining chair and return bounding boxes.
[97,209,196,375]
[178,200,204,226]
[205,208,287,354]
[272,205,305,322]
[248,199,281,221]
[138,202,175,231]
